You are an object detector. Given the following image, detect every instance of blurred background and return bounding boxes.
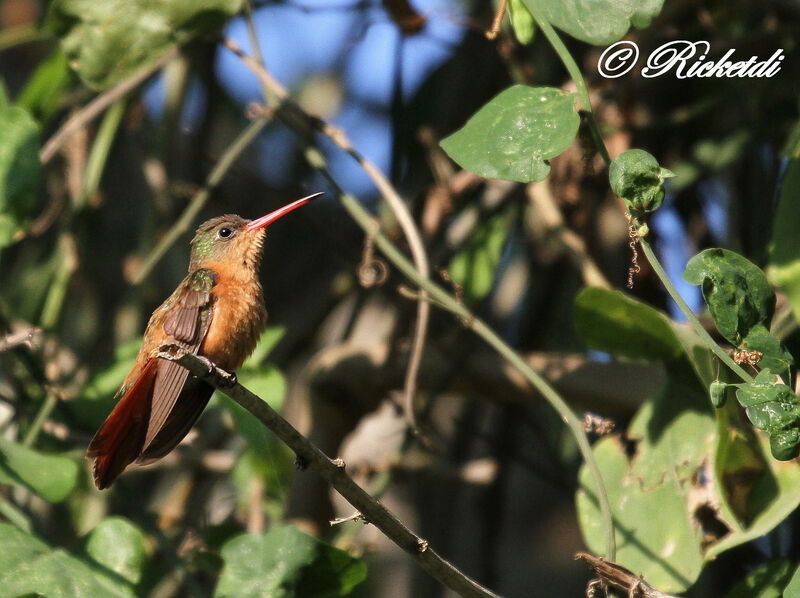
[1,0,800,596]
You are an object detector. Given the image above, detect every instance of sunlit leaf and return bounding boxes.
[577,377,714,593]
[215,525,366,598]
[707,432,800,557]
[84,518,146,585]
[684,248,775,343]
[684,248,791,375]
[0,438,79,503]
[440,85,579,183]
[526,0,664,45]
[734,370,800,460]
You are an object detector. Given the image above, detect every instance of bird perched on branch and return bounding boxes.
[87,193,322,489]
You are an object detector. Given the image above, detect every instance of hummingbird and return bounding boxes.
[87,193,322,489]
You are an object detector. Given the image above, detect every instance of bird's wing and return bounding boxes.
[88,268,216,488]
[142,268,216,451]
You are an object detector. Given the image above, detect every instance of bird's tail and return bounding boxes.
[87,359,158,489]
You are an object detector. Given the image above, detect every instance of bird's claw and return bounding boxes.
[196,356,237,388]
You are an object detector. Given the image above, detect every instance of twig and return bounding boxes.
[132,112,272,285]
[330,512,366,526]
[485,0,508,40]
[40,48,178,164]
[220,36,615,562]
[156,345,502,598]
[576,552,680,598]
[222,35,431,433]
[0,328,41,352]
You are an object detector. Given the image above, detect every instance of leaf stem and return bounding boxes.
[526,4,611,166]
[638,237,754,383]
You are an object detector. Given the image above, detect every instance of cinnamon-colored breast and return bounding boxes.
[199,270,267,370]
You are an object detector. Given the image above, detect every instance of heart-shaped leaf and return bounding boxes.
[440,85,579,183]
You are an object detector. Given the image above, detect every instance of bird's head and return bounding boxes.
[188,192,322,274]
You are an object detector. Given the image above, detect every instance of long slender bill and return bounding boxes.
[244,192,324,231]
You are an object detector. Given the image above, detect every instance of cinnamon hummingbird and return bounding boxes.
[87,192,322,489]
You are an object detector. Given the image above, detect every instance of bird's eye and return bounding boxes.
[218,227,233,239]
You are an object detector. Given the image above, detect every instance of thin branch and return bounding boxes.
[0,328,41,353]
[220,35,615,561]
[576,552,681,598]
[132,112,272,285]
[40,49,178,164]
[157,345,502,598]
[485,0,508,40]
[222,36,430,431]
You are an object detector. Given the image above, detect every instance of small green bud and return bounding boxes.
[709,380,728,407]
[508,0,535,44]
[609,149,675,214]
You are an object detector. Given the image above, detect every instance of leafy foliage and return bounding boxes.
[215,526,366,597]
[0,438,78,502]
[526,0,665,45]
[0,522,137,597]
[48,0,244,89]
[0,104,39,247]
[440,85,579,183]
[735,370,800,460]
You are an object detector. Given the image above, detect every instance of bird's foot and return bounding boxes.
[196,356,237,388]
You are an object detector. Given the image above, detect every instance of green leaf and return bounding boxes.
[768,159,800,322]
[735,370,800,460]
[448,209,513,302]
[508,0,535,44]
[609,149,674,214]
[69,339,141,429]
[684,248,791,375]
[574,287,683,363]
[242,326,286,367]
[16,48,71,122]
[220,365,285,452]
[739,324,793,376]
[0,104,40,247]
[577,379,715,593]
[0,438,78,502]
[49,0,244,90]
[684,248,775,344]
[440,85,579,183]
[215,525,366,598]
[707,431,800,557]
[527,0,664,45]
[0,522,136,598]
[724,560,793,598]
[785,563,800,597]
[84,518,146,585]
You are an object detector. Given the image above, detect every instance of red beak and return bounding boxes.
[244,192,324,232]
